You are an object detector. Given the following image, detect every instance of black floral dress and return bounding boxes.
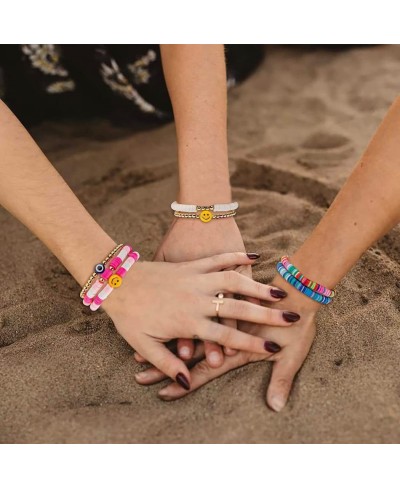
[0,45,264,126]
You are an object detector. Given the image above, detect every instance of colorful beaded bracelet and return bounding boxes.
[89,251,140,311]
[81,244,140,311]
[276,262,332,304]
[79,243,123,298]
[171,202,239,223]
[280,256,336,298]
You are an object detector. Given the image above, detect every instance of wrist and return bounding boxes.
[270,274,323,314]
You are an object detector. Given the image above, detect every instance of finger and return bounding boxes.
[209,270,287,302]
[209,297,300,326]
[135,342,206,385]
[191,252,260,273]
[138,341,192,390]
[158,352,247,400]
[204,340,224,368]
[134,352,148,363]
[266,358,300,412]
[220,294,238,356]
[177,338,195,360]
[201,320,282,356]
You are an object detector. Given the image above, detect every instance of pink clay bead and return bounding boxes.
[101,268,113,279]
[117,267,127,278]
[83,295,92,306]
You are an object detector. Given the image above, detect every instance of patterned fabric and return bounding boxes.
[0,45,264,126]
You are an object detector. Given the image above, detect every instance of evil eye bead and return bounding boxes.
[95,263,105,274]
[108,274,123,288]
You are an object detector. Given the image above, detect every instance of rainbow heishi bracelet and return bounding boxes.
[276,257,335,305]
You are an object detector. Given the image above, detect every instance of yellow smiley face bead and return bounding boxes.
[199,210,213,223]
[108,274,123,288]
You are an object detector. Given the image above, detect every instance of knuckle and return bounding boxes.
[275,377,292,392]
[195,360,212,377]
[223,270,237,289]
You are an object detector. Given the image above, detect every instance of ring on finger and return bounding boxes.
[212,293,225,318]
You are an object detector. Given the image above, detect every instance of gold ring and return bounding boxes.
[212,293,224,318]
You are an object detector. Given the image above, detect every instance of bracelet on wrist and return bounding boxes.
[276,256,336,305]
[80,243,140,312]
[171,201,238,223]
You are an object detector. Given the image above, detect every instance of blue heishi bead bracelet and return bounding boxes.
[276,262,332,304]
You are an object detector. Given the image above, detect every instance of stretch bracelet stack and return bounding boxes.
[171,201,239,223]
[79,243,123,298]
[276,256,336,305]
[80,244,140,312]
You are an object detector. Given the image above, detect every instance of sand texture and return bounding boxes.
[1,45,400,443]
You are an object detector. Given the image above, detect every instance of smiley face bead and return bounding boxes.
[199,210,213,223]
[95,263,105,274]
[108,274,123,288]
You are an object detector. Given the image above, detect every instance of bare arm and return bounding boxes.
[160,44,231,203]
[289,96,400,294]
[0,100,116,286]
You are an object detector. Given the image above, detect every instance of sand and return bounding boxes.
[1,45,400,443]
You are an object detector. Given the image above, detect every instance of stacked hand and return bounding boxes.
[132,217,321,411]
[135,277,318,411]
[103,251,299,392]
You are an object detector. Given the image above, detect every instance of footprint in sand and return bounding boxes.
[297,131,353,169]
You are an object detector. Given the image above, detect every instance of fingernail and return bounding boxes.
[269,396,286,412]
[270,288,287,299]
[158,390,172,400]
[209,352,222,365]
[180,347,191,358]
[282,311,301,322]
[246,252,260,260]
[176,373,190,391]
[264,341,281,353]
[135,371,147,380]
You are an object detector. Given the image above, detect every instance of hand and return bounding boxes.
[134,275,319,411]
[153,216,260,368]
[103,253,298,391]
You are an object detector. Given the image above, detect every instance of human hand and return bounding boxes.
[134,275,320,411]
[103,254,299,391]
[153,217,268,367]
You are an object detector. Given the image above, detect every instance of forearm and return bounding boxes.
[0,100,116,286]
[286,97,400,295]
[160,44,231,203]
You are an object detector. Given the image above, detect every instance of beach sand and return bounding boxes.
[1,45,400,443]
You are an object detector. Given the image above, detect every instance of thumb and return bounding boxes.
[266,358,299,412]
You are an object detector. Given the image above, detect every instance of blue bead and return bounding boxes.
[95,263,105,274]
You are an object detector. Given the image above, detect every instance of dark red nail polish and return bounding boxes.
[264,341,281,353]
[283,311,301,322]
[270,288,287,299]
[176,373,190,391]
[246,253,260,260]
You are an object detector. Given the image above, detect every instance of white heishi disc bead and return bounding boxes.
[98,284,113,301]
[123,256,135,271]
[118,245,131,262]
[86,279,103,298]
[90,302,101,312]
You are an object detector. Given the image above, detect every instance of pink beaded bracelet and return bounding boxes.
[81,245,140,311]
[89,251,139,311]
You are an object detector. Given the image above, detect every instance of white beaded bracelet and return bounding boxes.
[171,201,239,213]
